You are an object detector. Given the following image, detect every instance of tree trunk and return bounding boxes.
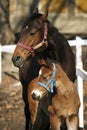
[0,0,15,45]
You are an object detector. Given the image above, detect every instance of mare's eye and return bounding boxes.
[25,25,28,29]
[23,25,28,31]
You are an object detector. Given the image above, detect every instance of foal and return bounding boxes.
[28,59,80,130]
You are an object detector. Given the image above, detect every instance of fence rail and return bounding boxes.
[0,36,87,128]
[1,45,16,53]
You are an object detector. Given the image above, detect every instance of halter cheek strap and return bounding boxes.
[43,22,48,48]
[37,63,56,93]
[17,22,48,57]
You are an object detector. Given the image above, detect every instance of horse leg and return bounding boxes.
[24,105,30,130]
[32,109,50,130]
[48,106,61,130]
[49,115,62,130]
[66,115,79,130]
[31,100,50,130]
[22,83,31,130]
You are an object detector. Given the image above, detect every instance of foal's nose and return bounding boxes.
[32,92,40,101]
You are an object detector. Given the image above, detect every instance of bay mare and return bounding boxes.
[12,9,76,130]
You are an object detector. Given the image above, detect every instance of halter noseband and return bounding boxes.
[17,22,48,57]
[37,63,56,93]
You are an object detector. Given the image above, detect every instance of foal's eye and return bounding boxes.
[30,32,35,36]
[42,76,47,81]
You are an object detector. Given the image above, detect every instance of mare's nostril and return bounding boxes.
[12,56,21,63]
[15,56,21,61]
[12,56,24,67]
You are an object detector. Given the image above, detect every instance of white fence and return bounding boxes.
[0,36,87,128]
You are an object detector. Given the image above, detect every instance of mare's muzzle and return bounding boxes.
[12,56,25,68]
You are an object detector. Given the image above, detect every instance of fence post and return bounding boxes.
[0,44,1,83]
[76,36,84,128]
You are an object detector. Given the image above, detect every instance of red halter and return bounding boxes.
[17,22,48,57]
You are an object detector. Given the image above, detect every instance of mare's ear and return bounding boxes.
[38,59,50,68]
[32,8,39,15]
[40,11,48,21]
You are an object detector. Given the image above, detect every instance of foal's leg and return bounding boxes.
[48,106,61,130]
[66,115,79,130]
[50,115,62,130]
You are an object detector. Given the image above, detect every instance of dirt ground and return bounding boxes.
[0,45,87,130]
[0,53,25,130]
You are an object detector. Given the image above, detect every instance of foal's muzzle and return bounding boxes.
[32,92,40,101]
[12,56,25,68]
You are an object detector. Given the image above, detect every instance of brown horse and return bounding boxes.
[29,59,80,130]
[12,9,75,130]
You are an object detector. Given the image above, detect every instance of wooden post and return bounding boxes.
[76,36,84,128]
[0,44,1,83]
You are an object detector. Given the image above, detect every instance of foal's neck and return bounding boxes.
[55,65,74,96]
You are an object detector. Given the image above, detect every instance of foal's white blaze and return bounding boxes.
[32,89,43,98]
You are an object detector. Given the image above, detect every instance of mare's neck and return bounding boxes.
[19,56,41,86]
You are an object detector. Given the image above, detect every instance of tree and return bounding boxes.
[0,0,15,45]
